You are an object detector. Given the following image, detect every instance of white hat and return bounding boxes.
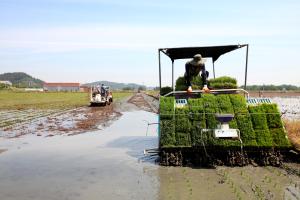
[192,54,206,64]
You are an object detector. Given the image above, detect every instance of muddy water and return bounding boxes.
[0,111,299,200]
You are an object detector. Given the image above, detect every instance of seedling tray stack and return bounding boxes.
[159,94,292,167]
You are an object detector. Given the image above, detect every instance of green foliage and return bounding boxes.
[209,76,237,89]
[270,128,291,147]
[160,119,176,147]
[122,86,134,91]
[176,132,191,146]
[244,84,300,91]
[0,83,10,90]
[160,96,174,119]
[262,104,283,128]
[0,72,44,88]
[160,86,172,95]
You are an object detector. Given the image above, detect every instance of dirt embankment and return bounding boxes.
[249,91,300,97]
[127,92,158,113]
[0,149,7,154]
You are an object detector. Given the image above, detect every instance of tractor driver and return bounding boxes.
[100,84,105,96]
[184,54,210,93]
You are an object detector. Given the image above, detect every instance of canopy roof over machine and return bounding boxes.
[158,44,249,90]
[160,44,247,62]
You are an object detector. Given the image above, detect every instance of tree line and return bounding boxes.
[242,84,300,91]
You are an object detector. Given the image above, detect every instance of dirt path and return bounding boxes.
[127,92,158,113]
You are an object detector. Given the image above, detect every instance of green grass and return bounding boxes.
[112,91,134,101]
[0,91,132,110]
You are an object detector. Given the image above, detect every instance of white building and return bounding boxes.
[0,81,12,86]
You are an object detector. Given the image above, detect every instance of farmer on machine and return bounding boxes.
[184,54,210,93]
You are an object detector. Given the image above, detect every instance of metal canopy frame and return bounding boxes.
[158,44,249,92]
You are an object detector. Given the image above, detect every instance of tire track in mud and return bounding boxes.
[0,93,158,138]
[0,104,122,138]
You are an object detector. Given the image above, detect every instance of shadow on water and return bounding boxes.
[106,136,159,164]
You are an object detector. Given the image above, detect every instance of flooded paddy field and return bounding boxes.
[0,93,299,200]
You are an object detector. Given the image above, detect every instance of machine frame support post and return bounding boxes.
[213,61,216,79]
[244,44,249,90]
[172,60,174,91]
[158,49,162,90]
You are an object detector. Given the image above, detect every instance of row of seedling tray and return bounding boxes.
[159,94,291,149]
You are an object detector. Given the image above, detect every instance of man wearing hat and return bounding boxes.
[184,54,210,93]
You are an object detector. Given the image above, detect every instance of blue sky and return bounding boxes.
[0,0,300,86]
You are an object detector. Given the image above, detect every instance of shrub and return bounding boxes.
[262,104,283,128]
[160,119,176,147]
[160,86,172,96]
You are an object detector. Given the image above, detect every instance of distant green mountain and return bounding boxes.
[84,81,146,90]
[0,72,44,88]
